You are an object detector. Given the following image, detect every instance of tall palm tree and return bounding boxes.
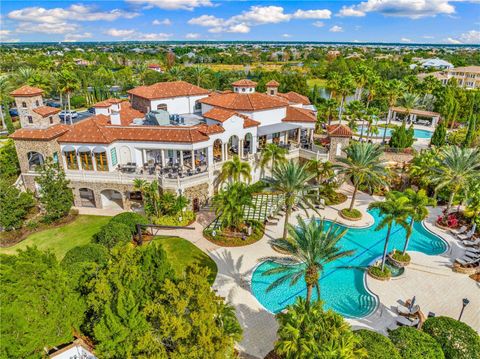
[306,159,334,185]
[432,146,480,219]
[368,194,412,271]
[0,74,13,130]
[334,142,386,211]
[345,100,365,133]
[264,162,316,239]
[365,73,380,109]
[213,182,253,231]
[218,155,252,184]
[337,75,355,124]
[263,216,354,305]
[15,67,36,86]
[398,93,422,124]
[353,65,370,101]
[326,72,340,99]
[259,143,287,177]
[167,66,183,81]
[401,189,429,255]
[320,98,338,126]
[190,65,208,87]
[382,80,404,143]
[57,70,80,124]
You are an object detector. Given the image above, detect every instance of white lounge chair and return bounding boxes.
[455,257,480,266]
[396,316,420,327]
[397,304,420,316]
[451,226,467,235]
[463,238,480,247]
[466,248,480,255]
[458,228,475,241]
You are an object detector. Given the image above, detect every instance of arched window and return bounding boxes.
[78,147,93,170]
[156,103,167,111]
[35,100,39,107]
[64,150,78,170]
[27,151,44,171]
[93,147,108,171]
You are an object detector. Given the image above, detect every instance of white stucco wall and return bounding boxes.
[149,94,208,114]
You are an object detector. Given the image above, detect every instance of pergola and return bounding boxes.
[388,106,441,127]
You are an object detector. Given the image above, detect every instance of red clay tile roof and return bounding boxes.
[203,107,236,122]
[277,92,311,105]
[9,124,70,141]
[93,98,124,107]
[266,80,280,87]
[119,102,145,126]
[199,92,288,111]
[196,123,225,135]
[327,124,353,137]
[243,117,261,128]
[127,81,209,100]
[10,85,44,97]
[283,106,316,123]
[32,106,61,117]
[232,79,257,87]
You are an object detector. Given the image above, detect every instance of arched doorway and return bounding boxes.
[79,188,96,207]
[244,133,253,155]
[228,135,239,158]
[27,151,44,171]
[213,139,222,162]
[100,189,124,210]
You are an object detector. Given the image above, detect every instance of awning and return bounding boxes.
[62,145,75,152]
[92,146,107,153]
[77,146,91,153]
[257,123,300,137]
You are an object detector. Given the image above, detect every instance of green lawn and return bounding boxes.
[154,236,217,283]
[0,215,111,259]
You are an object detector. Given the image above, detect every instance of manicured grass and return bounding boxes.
[307,78,327,88]
[0,215,111,259]
[154,236,217,283]
[340,208,362,220]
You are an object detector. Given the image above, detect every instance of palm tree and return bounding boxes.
[326,72,340,99]
[382,80,404,143]
[134,179,160,218]
[337,75,355,124]
[264,162,316,239]
[190,65,208,87]
[353,65,370,101]
[15,67,36,86]
[263,216,354,305]
[402,189,429,255]
[57,70,80,124]
[259,143,287,177]
[432,146,480,219]
[307,159,334,185]
[167,66,183,81]
[213,182,253,231]
[345,100,365,133]
[398,93,422,124]
[218,155,252,184]
[365,73,380,109]
[320,98,338,126]
[334,142,386,211]
[368,194,412,271]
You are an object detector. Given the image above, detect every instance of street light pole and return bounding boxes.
[458,298,470,321]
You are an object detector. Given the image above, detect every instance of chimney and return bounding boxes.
[266,80,279,96]
[110,110,121,125]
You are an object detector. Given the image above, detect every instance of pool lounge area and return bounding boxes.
[356,126,433,139]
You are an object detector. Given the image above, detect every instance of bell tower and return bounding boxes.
[266,80,280,96]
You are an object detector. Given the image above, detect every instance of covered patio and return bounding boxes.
[257,123,313,150]
[388,106,441,127]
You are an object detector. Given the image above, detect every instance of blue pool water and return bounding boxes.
[357,126,433,139]
[251,209,447,318]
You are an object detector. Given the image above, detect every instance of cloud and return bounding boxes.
[0,29,19,43]
[312,21,325,27]
[0,30,11,36]
[152,19,172,25]
[105,29,136,37]
[282,33,292,38]
[292,9,331,19]
[446,30,480,44]
[8,4,138,23]
[445,37,462,44]
[185,32,200,39]
[422,35,435,39]
[63,32,93,42]
[337,0,457,19]
[105,28,171,41]
[401,37,412,42]
[329,25,343,32]
[126,0,213,11]
[188,6,332,33]
[16,22,79,34]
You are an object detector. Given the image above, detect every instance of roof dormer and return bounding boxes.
[232,79,257,94]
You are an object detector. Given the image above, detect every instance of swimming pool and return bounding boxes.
[251,209,447,318]
[357,126,433,139]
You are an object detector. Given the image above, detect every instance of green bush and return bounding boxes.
[94,222,132,249]
[355,329,401,359]
[340,208,362,219]
[61,243,109,268]
[389,327,444,359]
[389,123,415,149]
[369,265,391,278]
[423,316,480,359]
[109,212,148,235]
[153,210,196,227]
[391,250,411,262]
[70,95,86,108]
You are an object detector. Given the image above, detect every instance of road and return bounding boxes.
[60,110,93,125]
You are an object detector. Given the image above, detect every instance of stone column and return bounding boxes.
[297,129,301,142]
[207,145,213,168]
[161,149,166,167]
[239,139,244,158]
[92,152,97,172]
[309,129,314,145]
[179,150,184,170]
[142,149,147,165]
[191,150,196,171]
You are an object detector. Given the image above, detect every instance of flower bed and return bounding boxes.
[388,250,411,267]
[368,265,391,281]
[339,208,362,221]
[152,210,196,227]
[204,221,264,247]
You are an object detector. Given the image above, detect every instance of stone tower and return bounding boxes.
[10,85,61,129]
[326,124,353,162]
[266,80,280,96]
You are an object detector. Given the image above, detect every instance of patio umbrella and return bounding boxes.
[409,296,416,310]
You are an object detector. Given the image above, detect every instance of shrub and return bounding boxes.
[0,180,35,230]
[109,212,148,235]
[355,329,401,359]
[389,327,444,359]
[389,123,415,149]
[340,208,362,219]
[423,316,480,359]
[391,251,411,263]
[70,95,86,108]
[153,210,195,227]
[430,121,447,147]
[369,265,391,279]
[62,243,109,268]
[94,222,132,249]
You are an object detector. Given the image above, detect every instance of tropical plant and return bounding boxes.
[259,143,287,176]
[306,159,335,185]
[94,222,132,249]
[319,98,338,126]
[432,146,480,219]
[464,183,480,226]
[0,139,20,181]
[401,189,429,254]
[56,70,80,123]
[337,75,355,123]
[190,65,208,87]
[334,142,386,212]
[134,179,161,218]
[355,329,401,359]
[264,162,316,239]
[368,193,412,271]
[345,100,365,132]
[382,80,404,143]
[389,327,445,359]
[389,123,415,149]
[430,120,447,147]
[264,216,353,305]
[218,155,252,184]
[397,92,422,124]
[275,298,367,359]
[213,182,253,231]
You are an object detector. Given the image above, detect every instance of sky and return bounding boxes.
[0,1,479,44]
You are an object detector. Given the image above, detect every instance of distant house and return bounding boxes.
[48,338,96,359]
[420,58,454,70]
[148,64,163,73]
[417,65,480,89]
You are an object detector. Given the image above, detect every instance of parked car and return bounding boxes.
[87,107,95,114]
[9,108,18,117]
[59,110,78,120]
[45,101,61,108]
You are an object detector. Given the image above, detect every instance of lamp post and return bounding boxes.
[458,298,470,321]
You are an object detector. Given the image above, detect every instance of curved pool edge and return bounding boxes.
[420,219,450,256]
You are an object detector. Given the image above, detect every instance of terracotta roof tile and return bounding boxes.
[232,79,257,87]
[283,106,316,123]
[32,106,61,117]
[9,124,70,141]
[243,117,260,128]
[199,92,287,111]
[127,81,209,100]
[93,98,124,107]
[118,102,145,126]
[266,80,280,87]
[277,92,311,105]
[203,108,236,122]
[196,123,225,135]
[10,85,44,97]
[327,124,353,137]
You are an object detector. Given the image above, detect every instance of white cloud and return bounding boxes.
[401,37,412,43]
[282,33,292,38]
[105,28,136,37]
[230,6,290,25]
[8,4,138,23]
[0,30,11,36]
[152,18,172,26]
[104,28,171,41]
[63,32,93,42]
[188,14,223,27]
[312,21,325,27]
[126,0,213,11]
[445,30,480,44]
[445,37,462,44]
[422,35,435,39]
[329,25,343,32]
[0,29,19,43]
[227,23,250,33]
[185,32,200,39]
[337,0,457,19]
[16,22,79,34]
[292,9,331,19]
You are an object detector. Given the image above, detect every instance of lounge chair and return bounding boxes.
[396,316,420,327]
[466,248,480,255]
[465,251,480,259]
[451,226,467,236]
[455,256,480,266]
[397,304,420,316]
[458,229,475,241]
[463,238,480,247]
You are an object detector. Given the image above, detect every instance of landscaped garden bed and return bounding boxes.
[324,192,348,205]
[368,265,391,281]
[388,250,411,267]
[204,221,264,247]
[339,208,362,221]
[152,210,196,227]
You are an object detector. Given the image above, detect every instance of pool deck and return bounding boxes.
[153,185,479,359]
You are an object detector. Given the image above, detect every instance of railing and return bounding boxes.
[65,170,157,184]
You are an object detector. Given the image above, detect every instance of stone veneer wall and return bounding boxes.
[14,95,60,129]
[328,137,351,162]
[70,181,136,210]
[381,151,414,164]
[130,95,151,113]
[183,183,210,209]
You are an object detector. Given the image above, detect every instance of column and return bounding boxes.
[77,152,83,170]
[224,143,228,160]
[239,139,244,158]
[92,152,97,172]
[207,146,214,168]
[297,128,301,142]
[285,131,289,144]
[160,149,165,167]
[191,150,196,171]
[387,108,392,124]
[142,149,147,165]
[309,129,314,144]
[252,136,257,154]
[179,150,184,170]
